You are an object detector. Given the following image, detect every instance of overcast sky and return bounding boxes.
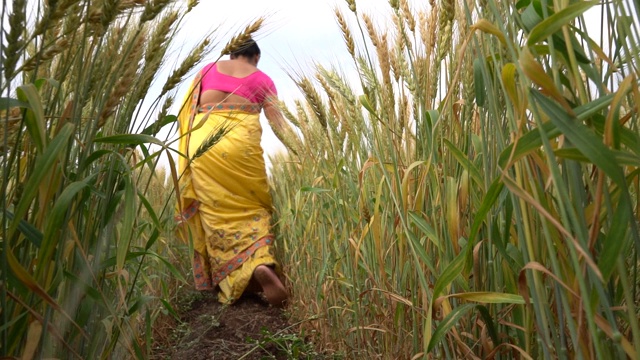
[158,1,607,168]
[176,0,393,96]
[160,0,395,163]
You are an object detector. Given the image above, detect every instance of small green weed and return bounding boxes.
[174,286,205,313]
[242,327,342,360]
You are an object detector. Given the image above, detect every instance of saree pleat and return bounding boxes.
[175,72,280,304]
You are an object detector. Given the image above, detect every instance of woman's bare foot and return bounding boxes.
[253,265,287,307]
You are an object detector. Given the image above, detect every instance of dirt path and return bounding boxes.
[152,290,321,359]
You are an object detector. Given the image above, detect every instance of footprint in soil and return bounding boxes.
[152,290,305,360]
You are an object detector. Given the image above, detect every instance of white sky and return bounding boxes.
[154,1,612,169]
[156,0,395,167]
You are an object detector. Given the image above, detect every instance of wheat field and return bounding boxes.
[270,0,640,358]
[1,0,639,359]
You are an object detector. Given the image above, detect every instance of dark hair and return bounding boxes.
[230,38,261,58]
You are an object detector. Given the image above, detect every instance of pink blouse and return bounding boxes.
[200,63,277,104]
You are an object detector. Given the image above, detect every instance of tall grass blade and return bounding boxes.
[16,84,47,154]
[531,90,626,187]
[527,1,599,46]
[7,123,74,239]
[426,303,474,352]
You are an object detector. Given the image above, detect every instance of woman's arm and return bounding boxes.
[263,96,300,156]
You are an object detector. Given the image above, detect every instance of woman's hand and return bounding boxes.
[263,97,301,156]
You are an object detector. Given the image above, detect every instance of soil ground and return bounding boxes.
[151,289,330,360]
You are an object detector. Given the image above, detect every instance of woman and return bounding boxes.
[175,38,292,307]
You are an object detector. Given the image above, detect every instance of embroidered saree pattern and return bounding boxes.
[175,69,280,304]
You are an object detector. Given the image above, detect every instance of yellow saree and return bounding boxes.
[175,71,280,304]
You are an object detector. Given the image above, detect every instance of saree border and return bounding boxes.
[211,234,275,286]
[185,71,202,159]
[192,234,275,290]
[174,200,200,224]
[198,103,261,114]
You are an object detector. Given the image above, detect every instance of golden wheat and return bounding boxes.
[21,38,69,72]
[132,11,178,103]
[145,11,178,65]
[99,32,146,127]
[278,101,301,128]
[220,18,264,55]
[418,10,429,50]
[390,43,400,82]
[319,66,357,105]
[335,9,356,59]
[344,0,356,13]
[377,33,392,92]
[400,0,415,33]
[161,38,211,97]
[297,77,328,129]
[362,13,379,48]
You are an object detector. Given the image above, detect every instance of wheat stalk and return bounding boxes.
[160,38,210,97]
[357,56,378,103]
[418,10,429,51]
[140,0,172,23]
[117,0,145,12]
[399,92,410,143]
[297,77,328,129]
[344,0,356,13]
[392,11,405,53]
[79,25,125,103]
[4,0,27,82]
[98,32,146,127]
[33,0,79,37]
[413,55,428,99]
[52,0,80,21]
[220,18,264,55]
[316,72,336,105]
[318,66,357,105]
[316,72,341,135]
[390,42,401,83]
[147,95,174,136]
[399,43,415,93]
[335,8,356,59]
[400,0,415,33]
[132,11,177,104]
[100,0,121,30]
[269,115,302,157]
[190,124,230,161]
[293,99,313,147]
[362,13,379,48]
[436,0,454,62]
[376,33,392,92]
[427,7,437,57]
[144,11,177,66]
[277,101,300,129]
[461,32,475,116]
[427,5,439,102]
[21,38,69,72]
[0,107,23,150]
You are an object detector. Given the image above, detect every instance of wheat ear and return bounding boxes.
[220,18,264,55]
